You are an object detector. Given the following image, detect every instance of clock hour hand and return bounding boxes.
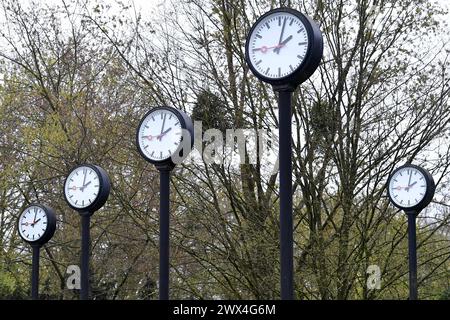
[81,180,92,192]
[274,35,293,53]
[157,127,172,141]
[408,181,417,188]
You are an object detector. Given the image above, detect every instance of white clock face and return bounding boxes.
[137,109,183,161]
[19,206,48,242]
[65,166,100,209]
[389,167,427,208]
[248,11,309,79]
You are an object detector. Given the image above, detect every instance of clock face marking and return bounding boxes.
[138,109,183,162]
[65,166,101,209]
[248,11,309,80]
[389,167,427,208]
[18,206,48,242]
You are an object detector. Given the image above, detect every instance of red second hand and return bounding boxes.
[254,43,284,53]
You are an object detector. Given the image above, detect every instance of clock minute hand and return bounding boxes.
[407,171,412,187]
[160,113,167,135]
[274,17,287,54]
[274,35,293,53]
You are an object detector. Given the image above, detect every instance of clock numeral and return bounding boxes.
[298,42,307,46]
[265,67,270,75]
[297,54,305,60]
[265,22,270,29]
[289,65,294,71]
[289,18,294,26]
[152,116,155,121]
[255,34,262,39]
[175,121,179,126]
[160,151,163,158]
[278,17,281,26]
[297,27,304,33]
[255,59,262,66]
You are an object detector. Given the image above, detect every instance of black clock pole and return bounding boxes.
[158,165,173,300]
[406,210,418,300]
[80,213,91,300]
[31,244,40,300]
[276,86,294,300]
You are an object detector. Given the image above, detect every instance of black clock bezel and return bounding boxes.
[245,7,323,88]
[63,164,111,215]
[387,164,435,213]
[18,203,57,246]
[136,106,194,169]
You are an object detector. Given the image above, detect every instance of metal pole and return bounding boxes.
[407,212,418,300]
[80,214,91,300]
[31,245,40,300]
[159,168,171,300]
[278,89,294,300]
